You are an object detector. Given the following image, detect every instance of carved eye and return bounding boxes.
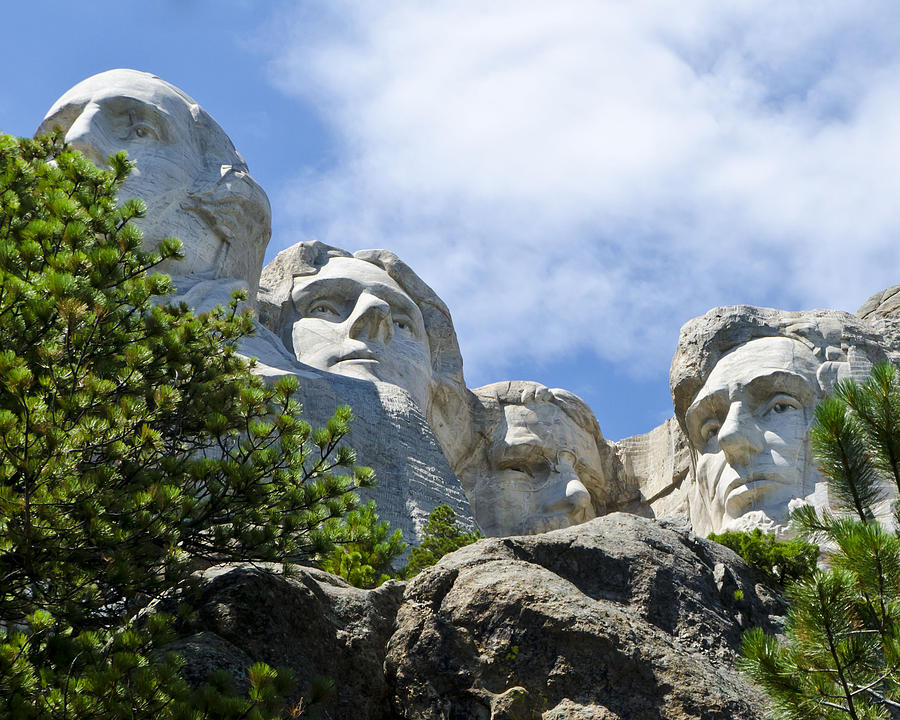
[764,395,801,416]
[127,123,158,141]
[309,302,339,319]
[393,318,409,331]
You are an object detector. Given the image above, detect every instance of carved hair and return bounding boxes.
[471,380,604,443]
[669,305,888,435]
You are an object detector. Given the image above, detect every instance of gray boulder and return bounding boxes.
[172,515,784,719]
[385,513,781,720]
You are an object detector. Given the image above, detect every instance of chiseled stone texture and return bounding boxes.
[858,284,900,360]
[385,513,782,720]
[243,321,476,543]
[615,416,691,521]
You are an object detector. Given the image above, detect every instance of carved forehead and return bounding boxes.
[498,402,601,460]
[700,336,820,394]
[291,256,415,304]
[45,69,197,123]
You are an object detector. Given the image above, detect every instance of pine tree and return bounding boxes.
[400,504,481,579]
[0,133,374,718]
[740,363,900,719]
[317,501,407,587]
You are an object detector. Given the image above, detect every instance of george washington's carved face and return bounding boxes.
[289,257,433,410]
[38,69,268,289]
[685,336,822,536]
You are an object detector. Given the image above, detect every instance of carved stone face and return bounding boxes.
[684,336,822,536]
[289,257,433,409]
[467,401,599,536]
[37,70,237,279]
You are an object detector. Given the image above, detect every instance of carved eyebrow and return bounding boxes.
[101,97,174,140]
[291,277,422,320]
[685,390,727,443]
[743,371,815,405]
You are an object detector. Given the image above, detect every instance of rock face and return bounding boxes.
[615,416,691,521]
[176,514,784,720]
[858,284,900,360]
[456,380,625,537]
[169,563,406,720]
[669,305,888,537]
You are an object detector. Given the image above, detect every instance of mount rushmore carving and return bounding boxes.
[36,68,900,543]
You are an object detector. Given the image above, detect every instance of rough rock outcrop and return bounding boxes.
[858,284,900,360]
[175,515,783,720]
[169,563,406,719]
[386,513,780,719]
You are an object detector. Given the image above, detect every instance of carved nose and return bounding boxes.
[717,401,765,467]
[542,458,593,518]
[347,292,393,344]
[63,105,109,167]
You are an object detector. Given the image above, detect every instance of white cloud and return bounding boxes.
[260,0,900,381]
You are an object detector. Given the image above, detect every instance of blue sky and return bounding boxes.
[3,1,899,441]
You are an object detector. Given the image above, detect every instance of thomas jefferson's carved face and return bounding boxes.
[289,257,433,410]
[465,401,599,536]
[38,70,230,277]
[685,336,821,535]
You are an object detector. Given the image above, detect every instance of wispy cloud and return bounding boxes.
[259,0,900,380]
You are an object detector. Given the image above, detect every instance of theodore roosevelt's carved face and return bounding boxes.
[463,400,599,536]
[289,257,433,410]
[684,336,822,536]
[37,69,247,280]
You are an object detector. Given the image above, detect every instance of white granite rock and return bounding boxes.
[456,380,624,536]
[37,69,271,304]
[670,305,888,537]
[615,416,691,521]
[858,284,900,361]
[258,240,473,475]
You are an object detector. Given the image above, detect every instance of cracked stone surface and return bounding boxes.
[173,515,784,719]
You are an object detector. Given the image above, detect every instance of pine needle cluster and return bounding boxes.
[0,133,374,718]
[399,504,481,579]
[741,363,900,719]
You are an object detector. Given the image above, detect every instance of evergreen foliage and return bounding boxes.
[316,501,407,587]
[740,362,900,719]
[0,133,374,718]
[400,504,481,579]
[708,529,818,587]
